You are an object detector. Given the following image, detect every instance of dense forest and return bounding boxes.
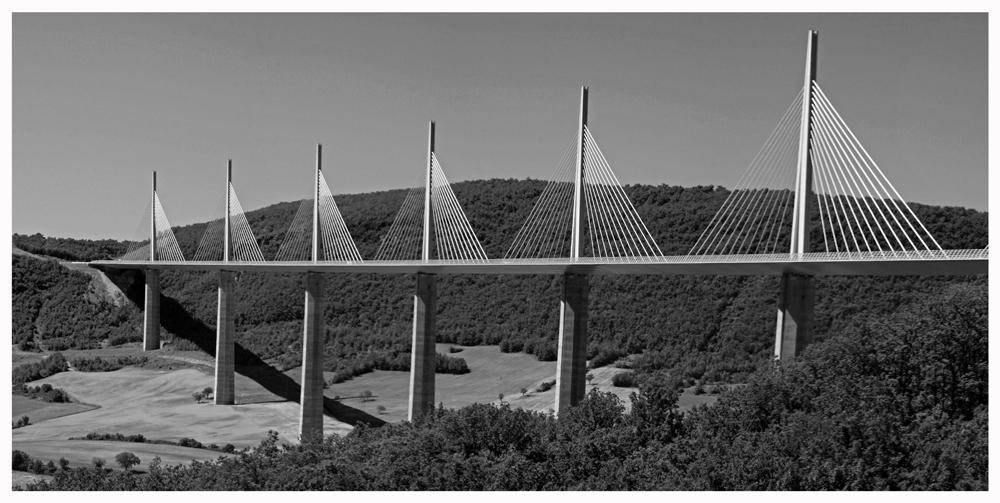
[21,281,988,490]
[11,179,988,389]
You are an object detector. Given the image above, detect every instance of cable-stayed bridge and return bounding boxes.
[90,31,987,440]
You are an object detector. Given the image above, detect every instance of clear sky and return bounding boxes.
[11,13,988,240]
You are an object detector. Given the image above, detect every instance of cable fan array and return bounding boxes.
[690,83,943,257]
[807,82,941,254]
[121,192,185,261]
[192,184,265,261]
[372,153,488,261]
[688,89,803,256]
[505,128,662,259]
[274,170,362,262]
[504,133,578,258]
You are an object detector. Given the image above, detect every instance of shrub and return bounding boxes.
[536,379,555,393]
[448,346,463,354]
[222,444,235,453]
[589,348,626,369]
[533,342,558,362]
[92,457,105,468]
[499,338,524,353]
[436,353,470,374]
[611,372,636,387]
[376,405,386,415]
[13,450,32,471]
[58,457,70,470]
[192,392,204,403]
[12,353,68,385]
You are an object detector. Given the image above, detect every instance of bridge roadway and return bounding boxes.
[89,249,988,276]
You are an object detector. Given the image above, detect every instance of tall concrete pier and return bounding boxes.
[143,171,160,351]
[409,272,437,420]
[776,30,818,361]
[409,121,438,420]
[555,86,590,414]
[215,270,236,404]
[555,272,589,412]
[143,270,160,351]
[215,160,236,405]
[300,272,325,438]
[300,144,326,440]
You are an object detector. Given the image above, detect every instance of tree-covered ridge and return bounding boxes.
[22,282,987,490]
[11,179,988,387]
[12,255,142,351]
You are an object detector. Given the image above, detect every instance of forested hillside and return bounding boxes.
[23,281,988,490]
[11,179,988,388]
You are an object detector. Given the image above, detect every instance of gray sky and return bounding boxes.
[12,13,988,240]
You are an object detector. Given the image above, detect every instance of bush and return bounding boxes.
[611,372,636,387]
[70,355,148,372]
[222,444,235,453]
[376,405,386,415]
[448,346,463,354]
[92,457,105,468]
[532,342,558,362]
[436,353,470,374]
[58,457,70,471]
[13,450,32,471]
[499,338,523,353]
[536,379,555,393]
[12,353,68,385]
[588,349,625,369]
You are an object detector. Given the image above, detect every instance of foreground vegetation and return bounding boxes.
[21,283,987,490]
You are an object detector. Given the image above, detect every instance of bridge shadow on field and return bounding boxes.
[100,267,386,429]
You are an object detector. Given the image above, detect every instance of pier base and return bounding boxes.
[775,273,815,361]
[408,273,437,421]
[555,273,589,414]
[215,270,236,405]
[300,272,326,441]
[143,270,160,351]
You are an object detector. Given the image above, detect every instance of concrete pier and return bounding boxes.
[408,272,437,420]
[555,272,589,414]
[299,272,325,440]
[143,270,160,351]
[215,270,236,405]
[774,273,815,360]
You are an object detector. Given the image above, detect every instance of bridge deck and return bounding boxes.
[88,250,987,276]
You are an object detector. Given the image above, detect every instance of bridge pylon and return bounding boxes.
[776,30,818,361]
[143,171,161,352]
[300,144,326,440]
[215,160,236,405]
[555,86,590,414]
[410,121,438,421]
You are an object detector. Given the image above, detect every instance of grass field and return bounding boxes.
[12,395,98,423]
[320,344,646,422]
[11,342,723,474]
